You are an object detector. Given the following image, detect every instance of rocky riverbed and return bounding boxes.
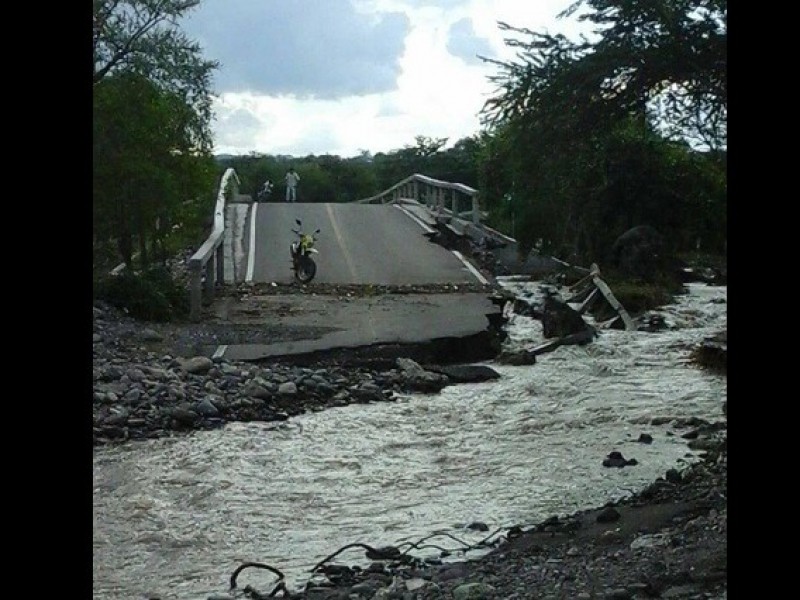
[92,284,505,447]
[93,278,727,600]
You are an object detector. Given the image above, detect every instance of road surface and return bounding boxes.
[212,200,499,362]
[245,202,485,285]
[214,291,501,362]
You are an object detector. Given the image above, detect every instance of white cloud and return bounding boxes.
[182,0,592,157]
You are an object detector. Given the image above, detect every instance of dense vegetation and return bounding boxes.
[93,0,218,278]
[477,0,726,263]
[92,0,726,319]
[214,135,483,204]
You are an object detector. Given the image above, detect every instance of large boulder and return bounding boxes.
[427,364,501,383]
[541,295,592,339]
[396,357,450,393]
[610,225,669,280]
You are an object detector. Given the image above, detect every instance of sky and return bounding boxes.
[181,0,594,158]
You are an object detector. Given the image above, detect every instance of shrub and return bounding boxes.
[94,266,188,322]
[606,280,678,314]
[586,279,680,323]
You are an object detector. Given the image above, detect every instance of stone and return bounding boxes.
[453,582,496,599]
[278,381,298,395]
[178,356,214,374]
[404,578,433,592]
[139,328,163,342]
[429,365,501,383]
[195,397,220,417]
[596,507,621,523]
[170,406,198,425]
[541,295,592,339]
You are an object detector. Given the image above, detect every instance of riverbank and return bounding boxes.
[429,440,726,599]
[231,438,726,599]
[92,284,507,446]
[93,277,727,599]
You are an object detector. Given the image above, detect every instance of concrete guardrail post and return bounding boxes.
[215,244,225,285]
[189,261,203,321]
[203,256,215,302]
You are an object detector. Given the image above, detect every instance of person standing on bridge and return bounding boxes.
[284,167,300,202]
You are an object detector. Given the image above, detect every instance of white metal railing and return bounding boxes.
[355,173,482,224]
[187,168,240,321]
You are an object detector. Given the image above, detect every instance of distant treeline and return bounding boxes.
[216,135,480,204]
[217,125,727,264]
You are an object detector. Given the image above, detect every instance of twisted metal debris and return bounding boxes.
[223,527,508,598]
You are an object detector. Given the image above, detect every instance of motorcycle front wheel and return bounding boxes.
[294,255,317,283]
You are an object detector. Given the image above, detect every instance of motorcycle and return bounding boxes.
[255,179,273,202]
[290,219,320,283]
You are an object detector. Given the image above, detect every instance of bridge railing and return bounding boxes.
[187,168,240,321]
[355,173,481,224]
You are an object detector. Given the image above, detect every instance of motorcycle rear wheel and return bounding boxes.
[294,256,317,283]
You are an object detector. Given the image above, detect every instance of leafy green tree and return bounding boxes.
[94,73,216,270]
[373,136,446,189]
[93,0,218,273]
[564,0,727,150]
[439,136,484,188]
[93,0,218,151]
[477,0,726,264]
[314,155,379,202]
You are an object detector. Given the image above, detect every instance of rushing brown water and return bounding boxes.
[93,282,726,599]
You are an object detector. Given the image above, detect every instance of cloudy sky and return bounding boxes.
[181,0,593,158]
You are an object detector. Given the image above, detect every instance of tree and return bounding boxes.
[93,0,218,151]
[94,73,216,270]
[370,135,485,192]
[477,0,726,263]
[483,0,726,150]
[93,0,219,272]
[562,0,727,150]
